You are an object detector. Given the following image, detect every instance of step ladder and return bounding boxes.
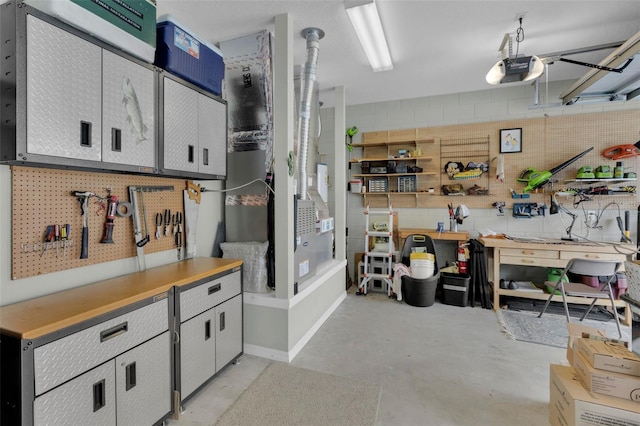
[358,204,394,296]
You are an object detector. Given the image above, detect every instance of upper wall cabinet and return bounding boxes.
[159,74,227,179]
[1,5,156,174]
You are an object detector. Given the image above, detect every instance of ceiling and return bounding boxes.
[156,0,640,108]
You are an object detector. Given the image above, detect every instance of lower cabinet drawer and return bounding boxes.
[34,360,116,425]
[34,298,168,396]
[180,270,241,321]
[500,248,560,259]
[559,251,627,262]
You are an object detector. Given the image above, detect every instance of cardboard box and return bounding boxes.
[575,337,640,377]
[567,322,607,364]
[549,364,640,426]
[571,351,640,403]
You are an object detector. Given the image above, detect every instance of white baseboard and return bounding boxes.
[243,291,347,363]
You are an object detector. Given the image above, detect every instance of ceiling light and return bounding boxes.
[346,0,393,72]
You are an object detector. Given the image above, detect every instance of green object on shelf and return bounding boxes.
[546,267,568,295]
[576,166,595,179]
[595,165,613,178]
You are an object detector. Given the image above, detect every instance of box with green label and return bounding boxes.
[25,0,157,62]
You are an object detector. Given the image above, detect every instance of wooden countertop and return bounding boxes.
[0,257,242,340]
[398,228,469,242]
[478,236,636,253]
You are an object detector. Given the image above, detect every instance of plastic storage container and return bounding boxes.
[155,14,224,95]
[440,272,470,307]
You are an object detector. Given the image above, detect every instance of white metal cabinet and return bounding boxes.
[198,93,227,177]
[101,50,156,169]
[33,361,116,426]
[1,6,157,173]
[179,308,217,399]
[33,298,168,396]
[26,14,102,161]
[115,332,172,426]
[215,294,242,372]
[177,270,242,403]
[162,77,199,174]
[161,74,227,179]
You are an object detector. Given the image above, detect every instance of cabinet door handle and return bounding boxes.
[219,311,225,332]
[80,121,92,147]
[125,362,136,391]
[100,322,128,342]
[111,128,122,152]
[188,145,195,163]
[208,283,221,295]
[205,319,211,340]
[202,148,209,166]
[93,379,106,412]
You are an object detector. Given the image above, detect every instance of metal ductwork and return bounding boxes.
[296,27,324,200]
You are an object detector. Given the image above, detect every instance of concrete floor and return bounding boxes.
[167,289,628,426]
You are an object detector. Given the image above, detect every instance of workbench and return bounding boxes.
[0,257,243,425]
[398,228,469,248]
[479,237,633,326]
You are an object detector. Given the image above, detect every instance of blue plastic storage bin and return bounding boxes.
[155,15,224,95]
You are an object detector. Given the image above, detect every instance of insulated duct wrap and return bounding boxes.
[296,27,324,200]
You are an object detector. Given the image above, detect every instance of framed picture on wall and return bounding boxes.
[500,128,522,153]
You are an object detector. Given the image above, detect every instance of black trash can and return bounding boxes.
[402,273,440,307]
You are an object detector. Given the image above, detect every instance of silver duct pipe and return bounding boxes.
[296,27,324,199]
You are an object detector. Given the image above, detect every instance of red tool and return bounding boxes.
[100,195,118,244]
[602,141,640,160]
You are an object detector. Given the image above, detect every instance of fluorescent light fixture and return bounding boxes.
[346,0,393,72]
[486,55,544,85]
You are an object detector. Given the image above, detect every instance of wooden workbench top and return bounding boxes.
[478,236,636,253]
[398,228,469,241]
[0,257,243,340]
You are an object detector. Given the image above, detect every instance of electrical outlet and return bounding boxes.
[586,211,597,227]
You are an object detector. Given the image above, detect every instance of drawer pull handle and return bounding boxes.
[125,362,137,391]
[188,144,195,163]
[93,379,106,412]
[100,322,128,342]
[208,283,221,295]
[111,128,122,152]
[80,121,92,147]
[205,319,211,340]
[522,259,535,264]
[220,311,225,332]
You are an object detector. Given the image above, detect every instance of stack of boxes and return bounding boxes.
[549,324,640,425]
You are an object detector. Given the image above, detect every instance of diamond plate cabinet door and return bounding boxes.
[161,74,227,179]
[33,361,116,426]
[115,332,172,426]
[26,14,103,162]
[102,50,156,170]
[177,269,242,406]
[1,4,158,173]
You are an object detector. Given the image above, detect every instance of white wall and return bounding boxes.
[331,80,640,278]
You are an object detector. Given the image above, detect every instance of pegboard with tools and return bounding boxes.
[11,166,187,280]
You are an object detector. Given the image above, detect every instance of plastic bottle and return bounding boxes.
[614,161,624,178]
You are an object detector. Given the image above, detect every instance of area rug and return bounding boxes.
[495,309,632,348]
[215,362,382,426]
